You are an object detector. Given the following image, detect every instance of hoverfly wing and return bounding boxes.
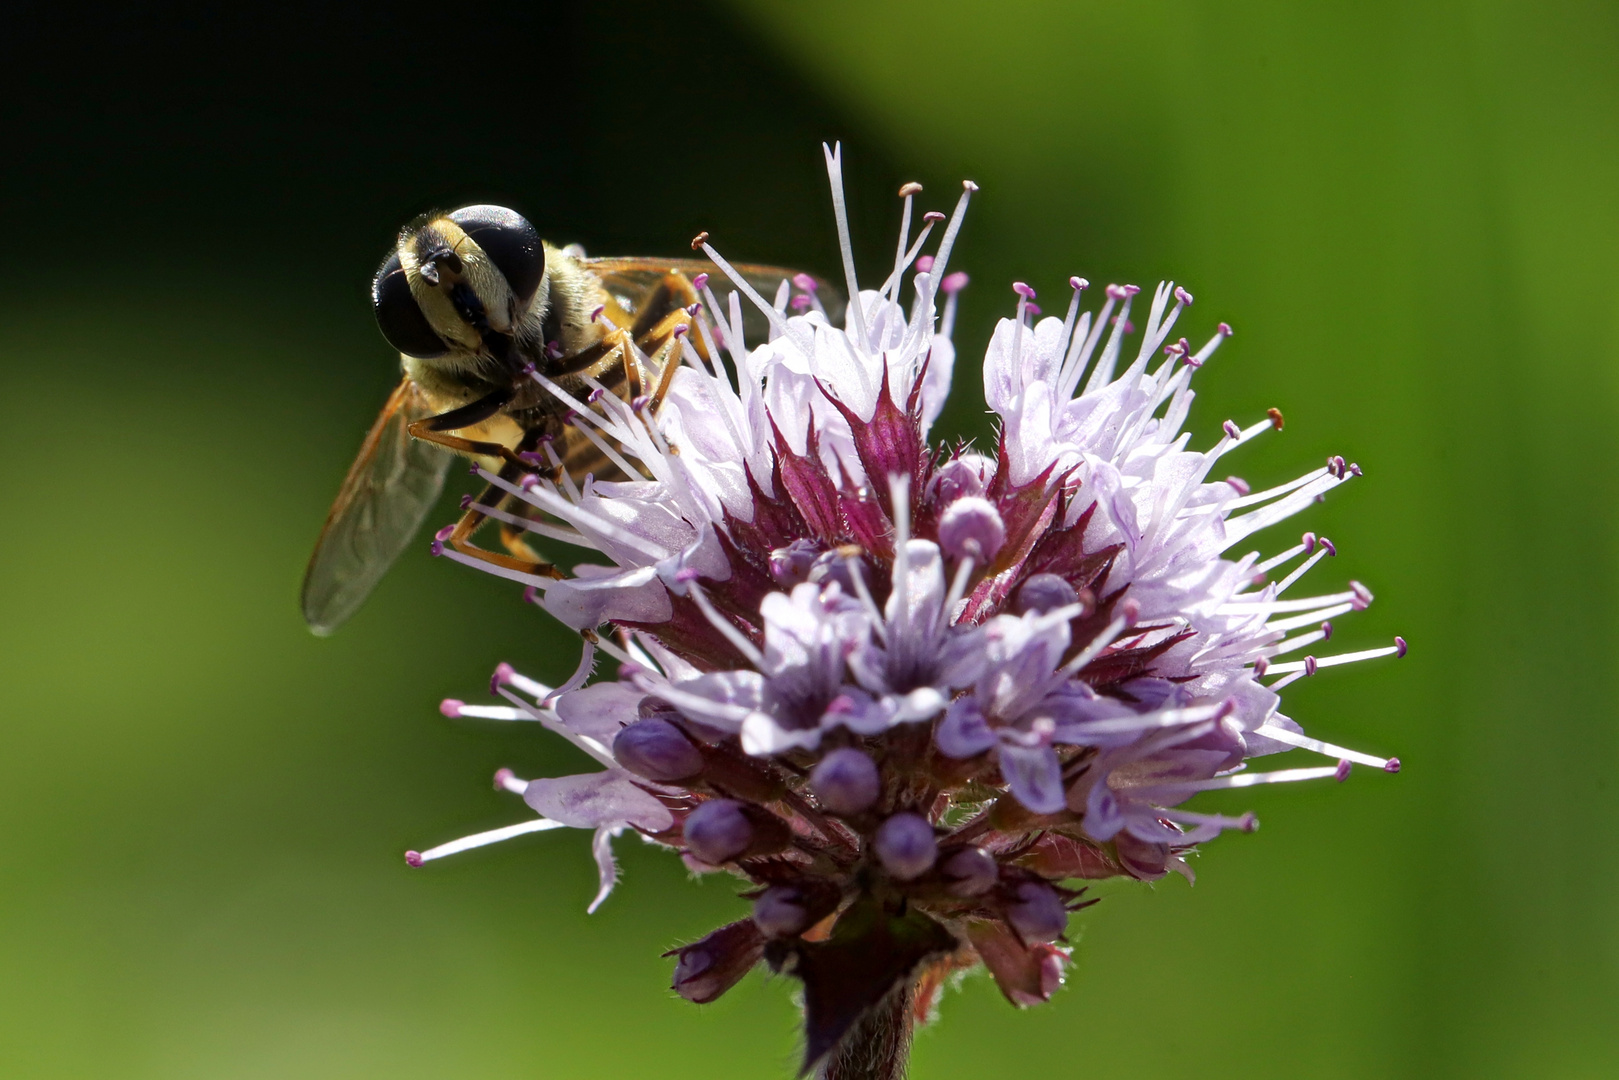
[301,378,454,635]
[577,256,846,345]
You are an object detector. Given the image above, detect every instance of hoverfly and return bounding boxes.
[301,204,842,634]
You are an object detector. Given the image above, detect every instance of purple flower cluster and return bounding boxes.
[409,145,1403,1068]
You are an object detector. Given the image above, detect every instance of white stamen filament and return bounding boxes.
[500,668,552,700]
[1252,538,1312,575]
[1266,601,1355,633]
[701,242,814,358]
[904,183,975,353]
[889,474,913,640]
[465,500,591,547]
[478,467,670,563]
[452,704,531,721]
[1224,468,1331,512]
[435,545,556,589]
[1066,702,1225,736]
[1152,766,1344,794]
[878,219,937,301]
[1062,300,1113,399]
[687,581,766,668]
[494,686,617,769]
[823,143,869,346]
[413,817,566,864]
[1157,806,1256,833]
[563,408,649,484]
[890,187,914,298]
[1254,722,1394,770]
[1221,589,1359,615]
[1221,474,1346,549]
[841,548,890,645]
[1273,546,1331,596]
[1263,645,1402,675]
[642,678,758,726]
[1061,615,1128,676]
[527,369,633,446]
[1082,291,1135,393]
[542,441,583,503]
[1268,629,1327,656]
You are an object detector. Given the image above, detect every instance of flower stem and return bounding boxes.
[820,984,914,1080]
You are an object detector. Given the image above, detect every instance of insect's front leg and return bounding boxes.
[404,386,539,474]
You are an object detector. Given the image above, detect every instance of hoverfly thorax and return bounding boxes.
[372,204,548,373]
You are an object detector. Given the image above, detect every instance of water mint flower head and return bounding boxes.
[406,144,1404,1075]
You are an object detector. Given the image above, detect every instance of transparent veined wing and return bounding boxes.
[301,378,453,634]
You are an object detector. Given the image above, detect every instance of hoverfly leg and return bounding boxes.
[628,273,700,340]
[424,386,515,432]
[406,421,533,473]
[439,422,566,581]
[634,305,702,415]
[499,522,546,566]
[443,467,566,581]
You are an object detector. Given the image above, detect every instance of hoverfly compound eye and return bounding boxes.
[372,252,449,358]
[447,205,544,306]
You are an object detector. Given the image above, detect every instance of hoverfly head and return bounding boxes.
[372,204,546,367]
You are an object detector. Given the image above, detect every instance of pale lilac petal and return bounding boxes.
[998,743,1066,814]
[523,771,673,832]
[587,824,623,913]
[740,709,824,755]
[555,681,643,743]
[936,698,997,758]
[1083,779,1125,841]
[543,565,671,631]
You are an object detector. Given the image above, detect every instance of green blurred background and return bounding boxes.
[1,1,1613,1076]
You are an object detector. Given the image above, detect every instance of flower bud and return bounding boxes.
[930,453,992,503]
[667,919,765,1004]
[683,799,754,865]
[941,846,999,897]
[810,748,880,814]
[752,886,812,938]
[613,718,704,782]
[937,496,1006,562]
[1006,880,1068,942]
[874,812,938,881]
[1014,573,1077,615]
[808,550,865,596]
[769,538,821,587]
